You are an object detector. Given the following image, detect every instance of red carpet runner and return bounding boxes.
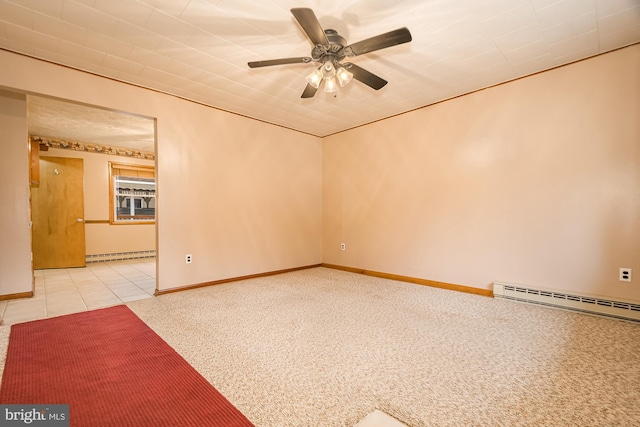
[0,305,254,426]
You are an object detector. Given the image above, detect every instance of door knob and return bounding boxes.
[76,218,84,223]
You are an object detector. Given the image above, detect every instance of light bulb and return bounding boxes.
[336,66,353,87]
[323,76,338,93]
[306,68,323,89]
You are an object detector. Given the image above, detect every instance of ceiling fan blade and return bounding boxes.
[291,8,329,46]
[343,63,387,90]
[248,57,312,68]
[301,84,318,98]
[346,27,412,57]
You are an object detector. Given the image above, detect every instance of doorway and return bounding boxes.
[27,95,157,296]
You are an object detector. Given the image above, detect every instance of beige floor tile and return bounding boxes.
[78,288,115,298]
[108,285,147,298]
[6,297,45,309]
[81,292,121,305]
[1,259,155,325]
[45,288,80,298]
[120,294,153,303]
[45,294,87,315]
[74,281,107,291]
[3,302,47,326]
[84,300,122,310]
[46,305,87,318]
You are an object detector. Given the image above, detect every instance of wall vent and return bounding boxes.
[493,282,640,322]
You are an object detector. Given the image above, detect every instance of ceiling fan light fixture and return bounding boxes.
[336,66,353,87]
[306,67,323,89]
[323,76,338,93]
[249,8,413,99]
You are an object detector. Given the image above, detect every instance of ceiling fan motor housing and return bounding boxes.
[311,29,347,62]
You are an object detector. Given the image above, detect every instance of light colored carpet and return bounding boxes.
[123,267,640,427]
[0,267,638,426]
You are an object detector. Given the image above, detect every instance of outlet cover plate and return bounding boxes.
[620,268,632,282]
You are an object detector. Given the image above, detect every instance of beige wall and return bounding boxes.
[1,45,638,302]
[0,50,322,294]
[41,147,155,256]
[0,90,32,295]
[323,45,640,302]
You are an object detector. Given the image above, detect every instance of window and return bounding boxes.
[109,162,155,224]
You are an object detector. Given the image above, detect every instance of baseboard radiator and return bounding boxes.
[493,282,640,322]
[86,250,156,263]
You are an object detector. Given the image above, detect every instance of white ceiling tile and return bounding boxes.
[71,0,96,7]
[459,46,508,71]
[3,0,640,137]
[145,8,196,44]
[482,2,538,39]
[494,24,546,53]
[530,0,562,9]
[0,1,33,28]
[5,20,53,48]
[464,0,529,24]
[113,20,164,51]
[138,62,182,84]
[511,52,557,76]
[32,14,86,45]
[432,15,488,46]
[11,0,64,19]
[102,53,145,76]
[463,62,516,89]
[549,29,599,59]
[0,34,37,55]
[534,0,597,28]
[76,44,105,64]
[541,11,597,44]
[127,46,171,69]
[423,59,469,82]
[595,0,640,17]
[598,5,640,35]
[154,38,212,67]
[61,1,118,35]
[85,31,134,58]
[413,1,469,33]
[552,45,599,66]
[164,58,207,80]
[504,40,552,64]
[93,0,154,27]
[599,25,640,51]
[53,42,104,66]
[140,0,191,17]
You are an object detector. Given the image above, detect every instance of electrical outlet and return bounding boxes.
[186,254,192,264]
[620,268,631,282]
[340,243,346,251]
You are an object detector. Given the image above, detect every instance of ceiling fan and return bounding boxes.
[248,8,412,98]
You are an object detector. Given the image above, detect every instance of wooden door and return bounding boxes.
[32,157,86,269]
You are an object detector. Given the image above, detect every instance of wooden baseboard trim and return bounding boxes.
[321,263,493,297]
[155,264,322,296]
[0,291,34,301]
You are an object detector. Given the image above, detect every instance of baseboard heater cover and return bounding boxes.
[86,250,156,263]
[493,282,640,322]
